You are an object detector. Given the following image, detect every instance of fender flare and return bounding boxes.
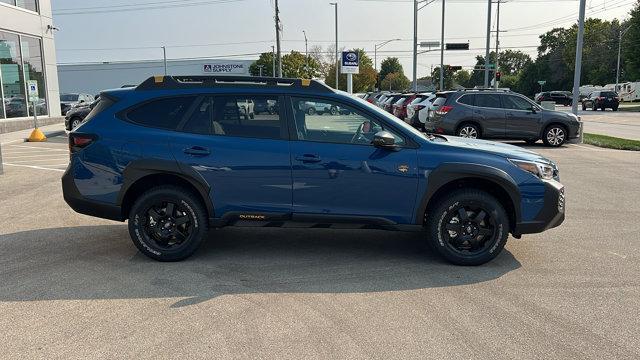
[415,162,521,224]
[117,159,214,217]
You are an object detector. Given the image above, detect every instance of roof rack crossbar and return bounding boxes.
[136,75,333,93]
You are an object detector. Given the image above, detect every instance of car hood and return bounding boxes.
[440,136,553,164]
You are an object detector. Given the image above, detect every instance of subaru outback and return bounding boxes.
[428,89,581,147]
[62,76,566,266]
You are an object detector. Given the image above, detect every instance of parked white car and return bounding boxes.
[406,93,436,129]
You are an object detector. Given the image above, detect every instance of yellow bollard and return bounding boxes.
[27,128,47,142]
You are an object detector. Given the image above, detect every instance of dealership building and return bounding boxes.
[1,0,61,119]
[58,59,254,96]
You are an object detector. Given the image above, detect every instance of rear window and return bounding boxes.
[601,91,617,97]
[127,96,196,130]
[83,96,115,123]
[457,94,475,106]
[432,96,448,108]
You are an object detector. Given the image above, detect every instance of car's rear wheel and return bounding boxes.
[457,124,480,139]
[543,125,566,147]
[70,117,82,130]
[425,189,509,266]
[128,186,207,261]
[329,106,338,115]
[307,107,316,115]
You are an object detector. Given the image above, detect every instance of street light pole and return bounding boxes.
[162,46,167,75]
[571,0,587,117]
[484,0,492,88]
[330,2,338,89]
[271,45,276,77]
[616,25,632,92]
[412,0,418,91]
[494,0,501,89]
[439,0,445,91]
[275,0,282,78]
[303,30,308,77]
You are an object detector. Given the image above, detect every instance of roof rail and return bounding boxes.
[458,88,512,92]
[136,75,334,93]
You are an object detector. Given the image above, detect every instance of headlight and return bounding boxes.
[509,159,555,180]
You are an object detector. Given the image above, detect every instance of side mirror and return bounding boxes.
[529,106,537,114]
[372,131,396,148]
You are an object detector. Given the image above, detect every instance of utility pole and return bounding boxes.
[303,30,308,77]
[484,0,492,88]
[571,0,586,119]
[439,0,445,91]
[616,25,632,92]
[494,0,501,89]
[162,46,167,75]
[412,0,418,91]
[330,2,338,89]
[271,45,276,77]
[274,0,282,78]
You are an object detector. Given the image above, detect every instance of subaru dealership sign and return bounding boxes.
[341,51,359,74]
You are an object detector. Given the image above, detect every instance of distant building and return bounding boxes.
[58,59,254,95]
[1,0,61,119]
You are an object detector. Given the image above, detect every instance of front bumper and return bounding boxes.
[513,180,565,235]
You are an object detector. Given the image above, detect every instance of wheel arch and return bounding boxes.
[118,159,214,220]
[416,163,520,231]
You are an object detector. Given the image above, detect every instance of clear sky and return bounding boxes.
[52,0,635,78]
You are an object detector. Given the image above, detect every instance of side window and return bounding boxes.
[291,97,405,146]
[127,96,196,130]
[181,97,216,135]
[503,95,533,111]
[215,96,282,139]
[458,94,475,106]
[475,94,502,109]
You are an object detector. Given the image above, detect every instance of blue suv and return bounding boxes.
[62,76,565,265]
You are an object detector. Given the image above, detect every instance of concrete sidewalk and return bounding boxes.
[0,123,66,145]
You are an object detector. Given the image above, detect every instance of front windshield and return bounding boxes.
[346,90,431,140]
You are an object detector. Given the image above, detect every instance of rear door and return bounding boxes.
[169,94,293,218]
[502,94,542,139]
[472,93,506,137]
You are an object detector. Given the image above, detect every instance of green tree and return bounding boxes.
[380,72,410,91]
[378,57,404,85]
[249,52,275,77]
[324,48,378,92]
[453,69,472,88]
[249,51,322,78]
[621,1,640,81]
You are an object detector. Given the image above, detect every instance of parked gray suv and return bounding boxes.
[427,89,582,147]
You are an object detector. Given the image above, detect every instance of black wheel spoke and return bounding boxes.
[165,202,175,217]
[175,215,189,226]
[148,208,161,219]
[474,210,487,222]
[445,223,461,232]
[457,208,468,221]
[174,229,188,243]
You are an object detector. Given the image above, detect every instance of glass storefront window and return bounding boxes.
[21,36,47,116]
[1,1,38,12]
[0,31,27,118]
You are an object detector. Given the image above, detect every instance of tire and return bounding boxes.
[613,106,618,111]
[542,124,567,147]
[582,103,587,111]
[425,189,509,266]
[457,123,480,139]
[601,106,606,111]
[307,107,316,115]
[70,117,82,130]
[128,186,208,261]
[592,104,597,111]
[329,106,338,116]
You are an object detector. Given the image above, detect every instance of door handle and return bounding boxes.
[183,146,210,156]
[295,154,322,163]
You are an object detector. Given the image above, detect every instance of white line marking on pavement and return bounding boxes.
[567,144,622,152]
[9,144,68,151]
[3,154,70,159]
[2,163,66,172]
[607,251,628,259]
[7,158,69,164]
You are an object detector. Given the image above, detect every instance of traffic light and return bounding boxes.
[496,71,502,82]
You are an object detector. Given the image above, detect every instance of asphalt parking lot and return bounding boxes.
[1,134,639,359]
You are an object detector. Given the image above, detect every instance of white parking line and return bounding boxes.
[7,158,69,164]
[2,154,69,159]
[9,144,68,152]
[2,163,66,172]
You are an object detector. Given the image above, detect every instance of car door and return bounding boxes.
[472,93,506,138]
[502,94,543,139]
[288,96,419,225]
[169,94,293,218]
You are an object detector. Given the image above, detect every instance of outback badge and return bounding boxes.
[397,164,409,173]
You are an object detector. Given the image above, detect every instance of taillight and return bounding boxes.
[69,133,96,154]
[435,105,453,116]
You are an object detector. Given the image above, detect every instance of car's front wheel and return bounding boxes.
[425,189,509,266]
[543,125,566,147]
[128,186,208,261]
